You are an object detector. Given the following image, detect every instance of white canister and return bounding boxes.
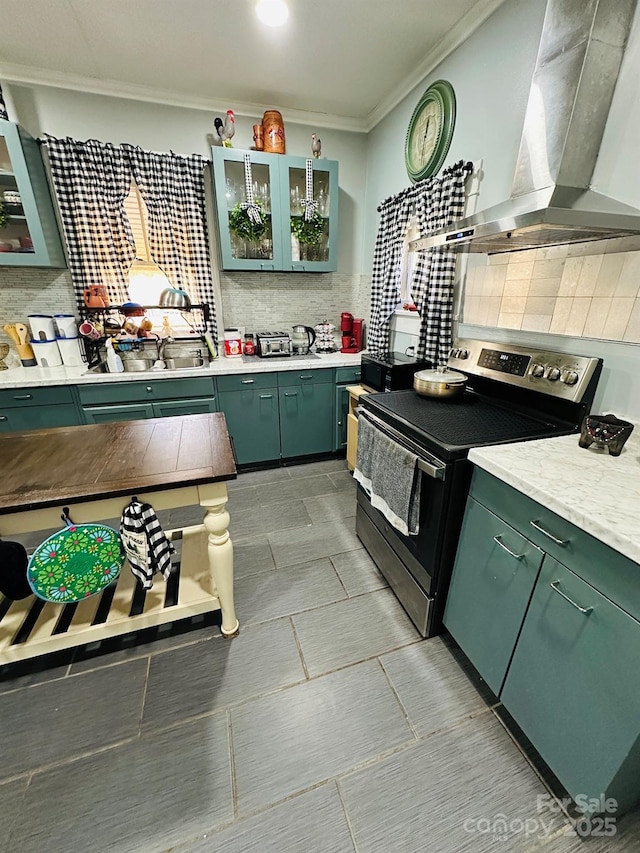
[57,336,86,366]
[224,328,242,358]
[28,315,57,341]
[31,339,63,367]
[54,314,79,339]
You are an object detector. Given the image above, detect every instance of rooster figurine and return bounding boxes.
[311,133,322,159]
[214,110,236,147]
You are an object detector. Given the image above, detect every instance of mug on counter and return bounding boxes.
[79,320,103,341]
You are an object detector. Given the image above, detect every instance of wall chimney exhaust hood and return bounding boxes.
[410,0,640,255]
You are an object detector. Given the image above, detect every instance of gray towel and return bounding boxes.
[354,414,422,536]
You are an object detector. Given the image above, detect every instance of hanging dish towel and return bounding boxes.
[120,499,175,589]
[27,514,124,603]
[354,414,422,536]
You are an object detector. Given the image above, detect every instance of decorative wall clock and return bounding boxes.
[405,80,456,182]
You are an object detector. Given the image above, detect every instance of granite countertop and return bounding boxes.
[0,351,362,389]
[469,427,640,564]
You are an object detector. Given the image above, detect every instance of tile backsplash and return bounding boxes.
[0,267,371,347]
[462,235,640,342]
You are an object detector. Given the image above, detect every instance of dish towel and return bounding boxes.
[120,499,175,589]
[354,414,422,536]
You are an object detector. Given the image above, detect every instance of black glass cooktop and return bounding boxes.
[362,389,566,460]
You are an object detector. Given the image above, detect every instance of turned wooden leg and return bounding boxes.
[200,483,239,637]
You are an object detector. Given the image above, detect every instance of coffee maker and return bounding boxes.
[340,312,365,353]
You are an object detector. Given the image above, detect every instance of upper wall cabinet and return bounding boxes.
[0,119,66,268]
[211,147,338,272]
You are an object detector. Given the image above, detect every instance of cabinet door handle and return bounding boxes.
[284,391,298,397]
[260,394,273,399]
[0,416,7,422]
[299,375,313,380]
[241,379,255,385]
[493,535,524,560]
[13,394,33,400]
[529,520,569,546]
[550,580,593,614]
[146,386,153,392]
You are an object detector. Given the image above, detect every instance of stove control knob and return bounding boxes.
[531,363,545,378]
[458,349,470,359]
[562,370,579,386]
[449,348,460,358]
[546,367,561,381]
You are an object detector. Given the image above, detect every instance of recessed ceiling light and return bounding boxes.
[256,0,289,27]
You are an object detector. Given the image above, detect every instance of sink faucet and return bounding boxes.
[157,335,174,362]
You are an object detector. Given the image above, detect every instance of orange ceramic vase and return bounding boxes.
[262,110,286,154]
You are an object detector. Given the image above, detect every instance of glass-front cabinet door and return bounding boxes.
[281,156,338,272]
[211,148,284,271]
[211,147,338,272]
[0,119,65,267]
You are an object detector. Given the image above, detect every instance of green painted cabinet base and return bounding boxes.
[445,467,640,817]
[443,497,543,695]
[217,387,280,465]
[279,382,333,457]
[0,386,80,433]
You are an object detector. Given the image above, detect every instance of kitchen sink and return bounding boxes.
[86,356,208,374]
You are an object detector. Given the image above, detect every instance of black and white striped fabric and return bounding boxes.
[120,499,175,590]
[41,136,136,307]
[0,85,8,121]
[123,145,217,340]
[368,160,472,365]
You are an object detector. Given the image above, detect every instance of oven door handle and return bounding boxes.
[357,409,446,481]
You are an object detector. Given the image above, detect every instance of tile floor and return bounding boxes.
[1,458,639,852]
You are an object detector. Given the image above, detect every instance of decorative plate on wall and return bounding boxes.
[405,80,456,182]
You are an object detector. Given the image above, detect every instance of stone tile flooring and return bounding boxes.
[1,458,639,852]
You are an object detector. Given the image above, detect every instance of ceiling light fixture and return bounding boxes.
[256,0,289,27]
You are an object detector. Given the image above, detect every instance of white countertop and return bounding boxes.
[0,351,362,389]
[469,427,640,564]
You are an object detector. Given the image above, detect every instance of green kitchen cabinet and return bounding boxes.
[0,385,80,433]
[446,466,640,816]
[278,369,334,458]
[334,365,361,451]
[0,119,66,267]
[78,377,217,424]
[216,384,280,465]
[501,556,640,816]
[211,147,338,272]
[443,496,544,695]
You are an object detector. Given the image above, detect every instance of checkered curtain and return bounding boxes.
[41,136,135,307]
[368,160,471,363]
[413,160,472,365]
[123,145,217,340]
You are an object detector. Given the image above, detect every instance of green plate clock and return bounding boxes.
[405,80,456,182]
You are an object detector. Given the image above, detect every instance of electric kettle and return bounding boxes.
[291,325,316,355]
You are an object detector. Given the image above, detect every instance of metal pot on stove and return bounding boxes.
[413,367,467,399]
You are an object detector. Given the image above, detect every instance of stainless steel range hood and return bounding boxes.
[411,0,640,254]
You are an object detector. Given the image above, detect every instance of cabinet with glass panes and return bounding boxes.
[211,148,338,272]
[0,119,65,267]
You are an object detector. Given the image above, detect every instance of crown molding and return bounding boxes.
[0,62,368,133]
[364,0,507,131]
[0,3,506,137]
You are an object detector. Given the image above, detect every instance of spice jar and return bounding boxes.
[243,334,255,356]
[262,110,286,154]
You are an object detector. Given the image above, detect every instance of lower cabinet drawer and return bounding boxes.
[0,386,74,408]
[335,366,362,383]
[277,368,333,386]
[0,404,80,432]
[78,377,215,406]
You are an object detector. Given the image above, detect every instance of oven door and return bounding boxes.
[354,411,455,637]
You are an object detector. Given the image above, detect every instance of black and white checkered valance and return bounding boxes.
[368,160,472,365]
[41,137,217,340]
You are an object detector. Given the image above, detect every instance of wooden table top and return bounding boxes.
[0,413,236,514]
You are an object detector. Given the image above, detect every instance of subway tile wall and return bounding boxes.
[462,236,640,342]
[0,267,372,346]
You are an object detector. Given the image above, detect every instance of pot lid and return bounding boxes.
[414,368,467,384]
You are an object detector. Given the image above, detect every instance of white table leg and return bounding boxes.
[199,483,239,637]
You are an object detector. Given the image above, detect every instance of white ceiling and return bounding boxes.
[0,0,506,131]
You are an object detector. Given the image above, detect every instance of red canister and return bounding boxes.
[243,334,255,356]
